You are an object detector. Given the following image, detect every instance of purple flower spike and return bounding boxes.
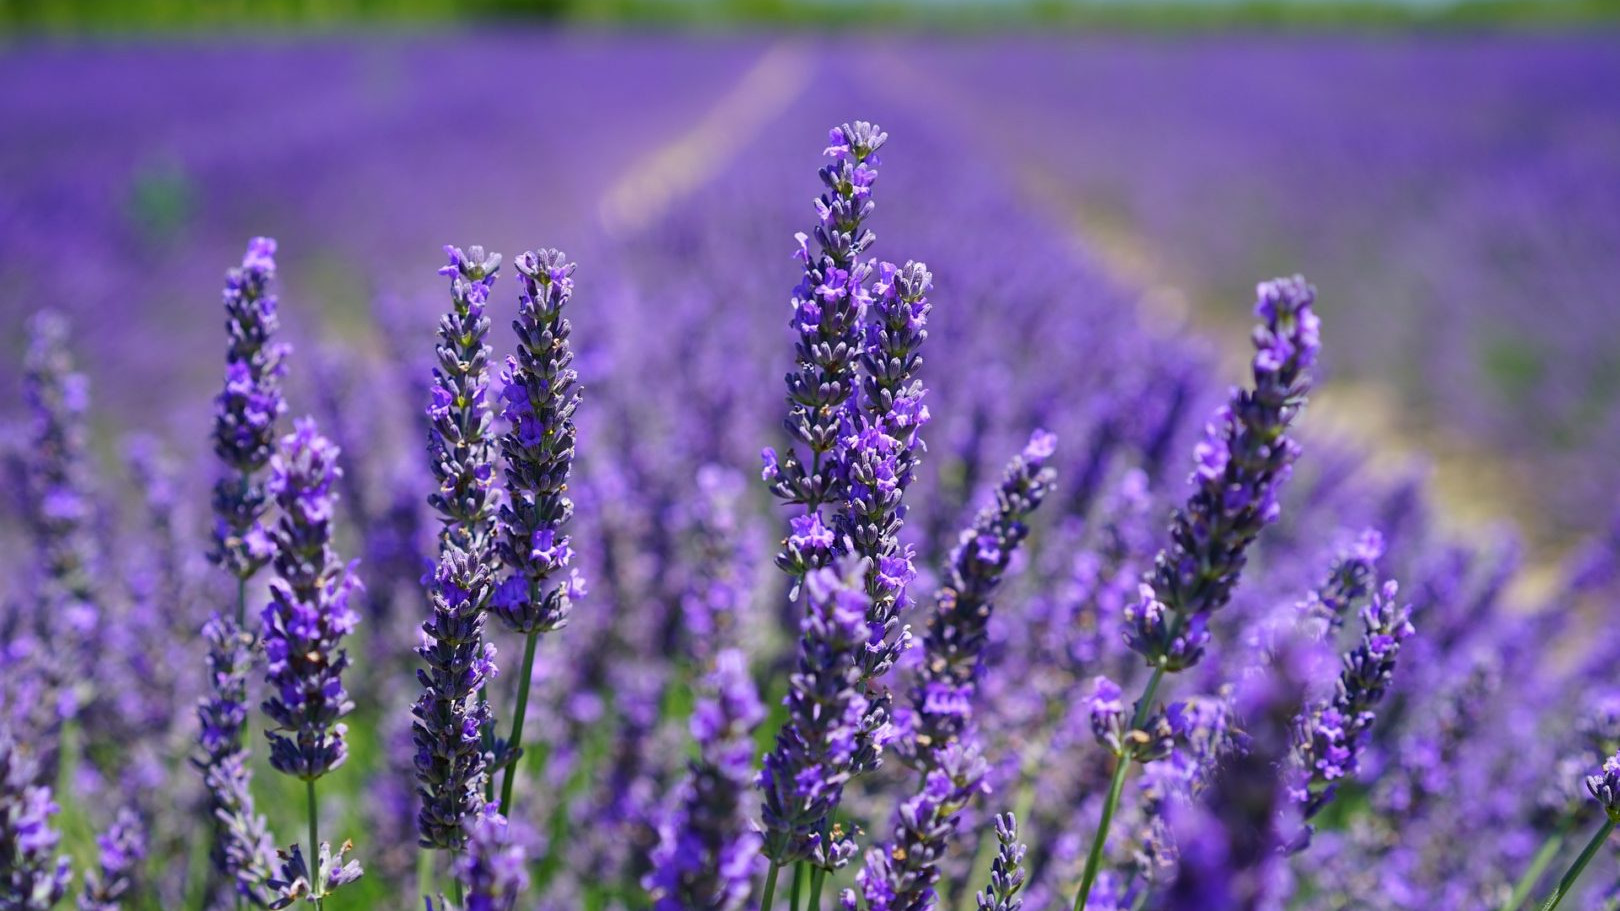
[492,249,583,636]
[766,122,889,587]
[906,433,1057,761]
[759,561,876,870]
[1287,580,1414,848]
[1127,276,1320,672]
[211,236,290,581]
[975,813,1028,911]
[194,614,278,906]
[0,728,73,911]
[850,743,988,911]
[415,244,504,851]
[78,808,145,911]
[646,650,765,911]
[262,418,361,781]
[452,808,528,911]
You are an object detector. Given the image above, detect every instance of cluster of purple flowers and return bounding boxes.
[8,105,1620,911]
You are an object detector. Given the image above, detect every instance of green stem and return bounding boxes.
[760,863,782,911]
[498,630,541,816]
[808,866,826,911]
[791,861,806,911]
[451,876,465,909]
[1072,752,1134,911]
[1071,660,1169,911]
[307,779,325,911]
[1538,818,1616,911]
[416,850,434,907]
[1504,824,1572,911]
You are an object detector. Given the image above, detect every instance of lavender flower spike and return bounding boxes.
[78,809,144,911]
[764,122,887,585]
[491,248,584,636]
[1287,580,1414,846]
[1533,750,1620,911]
[22,310,98,639]
[262,418,361,781]
[645,649,765,911]
[1125,275,1320,672]
[841,259,933,682]
[489,248,585,816]
[428,244,502,555]
[211,236,290,585]
[447,808,528,911]
[415,245,503,851]
[194,614,277,906]
[847,743,988,911]
[759,560,875,872]
[905,431,1056,762]
[975,813,1028,911]
[0,727,72,911]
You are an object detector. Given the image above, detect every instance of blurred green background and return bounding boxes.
[2,0,1617,32]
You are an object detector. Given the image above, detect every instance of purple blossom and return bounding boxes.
[1127,276,1319,672]
[453,808,528,911]
[905,432,1056,762]
[645,650,765,911]
[193,614,277,905]
[975,813,1028,911]
[0,727,73,911]
[765,122,888,586]
[492,249,583,636]
[210,237,290,581]
[759,561,875,870]
[261,418,361,781]
[416,243,504,851]
[77,808,145,911]
[1287,580,1414,846]
[849,743,988,911]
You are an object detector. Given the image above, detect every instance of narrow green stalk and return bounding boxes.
[498,630,541,816]
[308,779,325,911]
[452,876,465,908]
[1539,818,1616,911]
[1073,752,1134,911]
[791,862,807,911]
[760,862,782,911]
[1071,661,1169,911]
[807,866,827,911]
[1505,824,1573,911]
[416,850,434,907]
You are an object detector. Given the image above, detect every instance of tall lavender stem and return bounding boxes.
[1073,276,1320,911]
[490,249,585,817]
[261,419,363,907]
[414,245,502,855]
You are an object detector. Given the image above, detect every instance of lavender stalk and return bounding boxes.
[261,419,363,908]
[490,249,585,816]
[414,245,503,855]
[1073,276,1320,911]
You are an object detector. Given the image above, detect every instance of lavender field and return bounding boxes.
[3,30,1620,911]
